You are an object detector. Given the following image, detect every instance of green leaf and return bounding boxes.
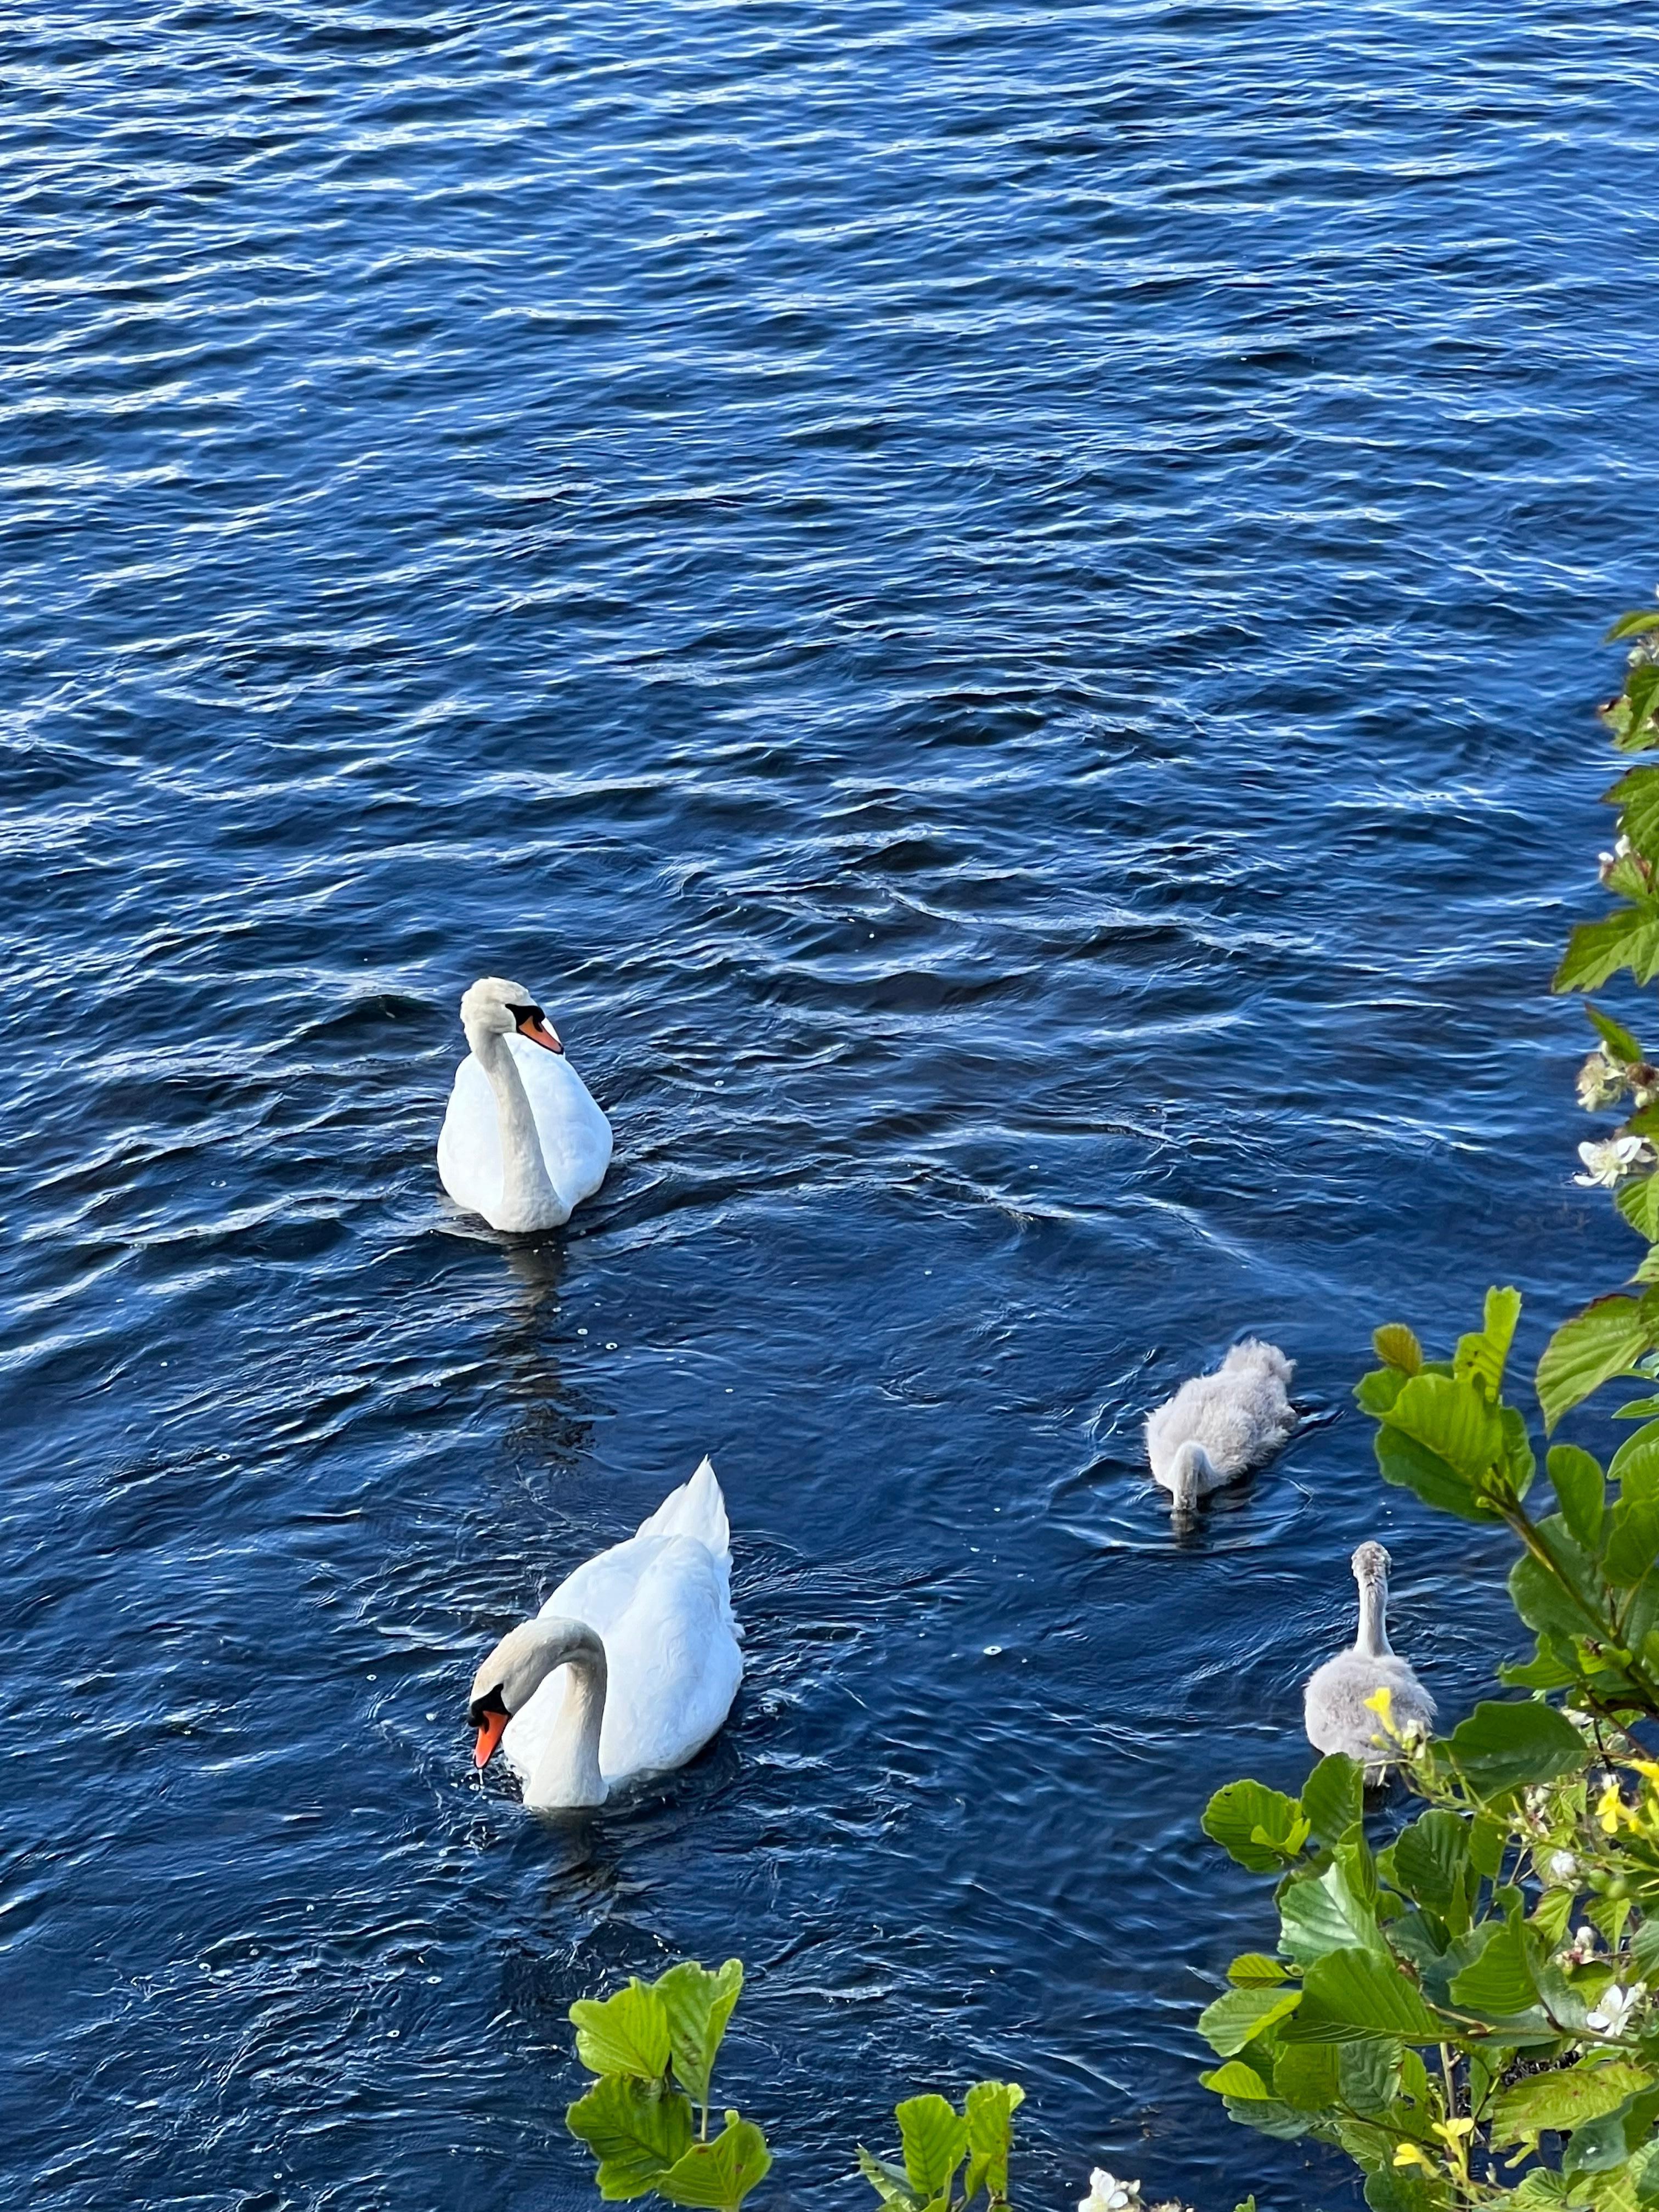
[1357,1366,1410,1417]
[1607,611,1659,644]
[1197,1983,1303,2057]
[1302,1753,1363,1848]
[1615,770,1659,862]
[1339,2036,1403,2118]
[1446,1700,1586,1797]
[1227,1953,1290,1986]
[1279,1861,1382,1968]
[962,2079,1024,2202]
[657,2117,773,2211]
[1565,2089,1659,2179]
[567,2075,696,2200]
[1538,1299,1655,1432]
[1199,2059,1271,2098]
[1385,1372,1503,1481]
[1374,1324,1424,1375]
[1222,2093,1314,2141]
[894,2096,969,2203]
[1391,1809,1471,1921]
[857,2148,919,2210]
[1363,2171,1442,2212]
[1201,1779,1309,1873]
[1620,1176,1659,1242]
[1510,1517,1607,1642]
[572,1981,673,2081]
[1590,1005,1648,1063]
[1457,1287,1522,1400]
[1493,2061,1655,2145]
[1271,2037,1340,2111]
[1448,1917,1541,2017]
[1606,1492,1659,1587]
[1282,1947,1447,2045]
[1554,911,1659,997]
[1375,1424,1499,1524]
[656,1960,743,2114]
[1552,1444,1609,1549]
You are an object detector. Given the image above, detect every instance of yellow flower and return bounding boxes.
[1433,2119,1475,2146]
[1393,2145,1435,2171]
[1365,1686,1396,1738]
[1598,1779,1626,1835]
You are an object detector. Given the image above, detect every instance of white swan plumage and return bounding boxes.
[1144,1338,1296,1514]
[437,976,612,1232]
[1304,1541,1436,1781]
[468,1457,743,1811]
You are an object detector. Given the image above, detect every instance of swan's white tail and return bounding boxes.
[1226,1338,1295,1387]
[635,1455,730,1561]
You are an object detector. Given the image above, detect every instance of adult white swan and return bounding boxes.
[1304,1541,1436,1780]
[467,1457,743,1811]
[437,977,612,1232]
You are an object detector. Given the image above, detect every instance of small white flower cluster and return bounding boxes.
[1080,2174,1142,2212]
[1599,833,1639,888]
[1577,1046,1659,1116]
[1556,1923,1599,1968]
[1587,1981,1647,2038]
[1547,1848,1580,1886]
[1576,1135,1655,1188]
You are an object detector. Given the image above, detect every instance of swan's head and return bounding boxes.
[460,977,563,1054]
[1167,1439,1216,1513]
[467,1616,605,1769]
[1352,1540,1391,1588]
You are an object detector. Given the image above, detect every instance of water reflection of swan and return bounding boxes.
[1144,1340,1296,1514]
[469,1458,743,1811]
[437,977,611,1232]
[1304,1542,1435,1779]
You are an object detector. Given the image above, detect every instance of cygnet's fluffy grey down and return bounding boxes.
[1143,1339,1296,1514]
[1304,1541,1435,1782]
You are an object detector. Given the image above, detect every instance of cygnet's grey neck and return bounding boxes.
[1355,1571,1392,1659]
[467,1019,558,1224]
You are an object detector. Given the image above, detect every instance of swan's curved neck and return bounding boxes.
[1356,1576,1392,1660]
[467,1021,557,1224]
[521,1621,608,1810]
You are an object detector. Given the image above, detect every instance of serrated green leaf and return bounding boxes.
[1620,1176,1659,1242]
[567,2075,695,2200]
[1202,1779,1308,1872]
[1552,1444,1608,1549]
[1339,2036,1402,2118]
[1446,1700,1586,1798]
[1456,1287,1521,1401]
[1272,2036,1340,2111]
[894,2096,968,2202]
[1302,1753,1363,1848]
[1198,1983,1304,2057]
[962,2079,1023,2202]
[1539,1299,1656,1432]
[1448,1917,1541,2017]
[1228,1953,1290,1986]
[1374,1324,1424,1375]
[658,2118,772,2211]
[857,2148,919,2210]
[1565,2088,1659,2178]
[1281,1948,1447,2045]
[1375,1424,1499,1523]
[572,1981,673,2081]
[1555,911,1659,997]
[1199,2059,1271,2098]
[656,1960,743,2115]
[1280,1861,1381,1968]
[1385,1372,1503,1481]
[1493,2061,1654,2146]
[1392,1809,1471,1922]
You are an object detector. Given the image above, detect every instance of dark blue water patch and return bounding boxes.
[4,0,1659,2207]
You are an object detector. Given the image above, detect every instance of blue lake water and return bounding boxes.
[5,2,1659,2207]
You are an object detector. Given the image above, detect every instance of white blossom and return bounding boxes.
[1080,2172,1143,2212]
[1587,1982,1646,2037]
[1576,1135,1654,1188]
[1578,1051,1630,1113]
[1548,1850,1580,1886]
[1558,1925,1600,1968]
[1600,834,1637,886]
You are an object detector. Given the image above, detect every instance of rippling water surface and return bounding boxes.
[6,2,1659,2206]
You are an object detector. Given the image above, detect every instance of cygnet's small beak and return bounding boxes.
[474,1708,510,1769]
[516,1013,563,1054]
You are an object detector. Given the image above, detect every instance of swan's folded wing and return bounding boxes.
[511,1037,613,1211]
[595,1537,743,1784]
[437,1056,504,1220]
